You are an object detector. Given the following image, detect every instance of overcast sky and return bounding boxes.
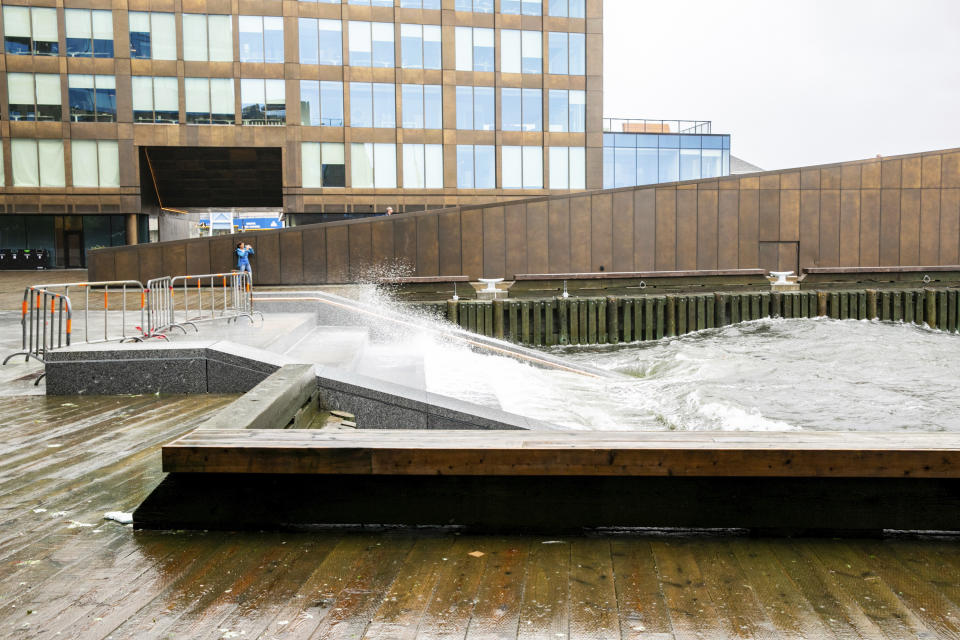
[603,0,960,171]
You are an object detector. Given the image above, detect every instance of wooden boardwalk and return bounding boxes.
[2,395,960,638]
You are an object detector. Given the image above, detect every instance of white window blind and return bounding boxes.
[38,140,65,187]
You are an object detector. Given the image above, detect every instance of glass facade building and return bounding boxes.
[603,133,731,189]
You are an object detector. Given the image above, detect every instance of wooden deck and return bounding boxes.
[4,395,960,638]
[163,429,960,477]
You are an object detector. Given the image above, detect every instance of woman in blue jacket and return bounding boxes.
[235,242,254,279]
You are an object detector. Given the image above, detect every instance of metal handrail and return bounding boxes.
[145,271,259,336]
[603,117,712,134]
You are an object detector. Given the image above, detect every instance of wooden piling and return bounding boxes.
[865,289,877,320]
[607,297,618,343]
[730,294,740,324]
[705,296,715,329]
[839,291,849,320]
[545,300,555,345]
[925,289,936,327]
[948,290,957,333]
[904,291,914,323]
[447,300,458,325]
[665,296,676,337]
[783,293,793,319]
[519,301,530,344]
[634,296,643,340]
[938,290,948,330]
[645,297,655,340]
[558,298,569,345]
[892,291,902,322]
[677,296,688,333]
[579,299,588,343]
[598,298,608,343]
[492,300,504,338]
[857,291,867,320]
[655,297,665,338]
[532,301,542,345]
[622,299,633,342]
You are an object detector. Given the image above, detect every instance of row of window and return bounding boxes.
[2,8,586,75]
[0,139,118,188]
[7,73,586,132]
[301,142,584,190]
[0,139,583,190]
[603,146,732,187]
[307,0,587,17]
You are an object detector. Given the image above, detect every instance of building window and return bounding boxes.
[502,146,542,189]
[240,79,286,125]
[455,27,494,72]
[400,0,442,9]
[547,89,585,132]
[401,84,441,129]
[3,7,58,56]
[348,0,393,5]
[128,12,176,60]
[547,32,585,75]
[302,142,345,188]
[185,78,235,124]
[456,145,495,189]
[547,0,585,17]
[71,140,119,188]
[502,0,542,16]
[455,86,495,131]
[65,9,113,58]
[299,19,342,66]
[239,16,284,63]
[501,88,542,132]
[454,0,494,13]
[68,75,116,122]
[183,14,233,62]
[300,81,343,126]
[301,0,341,3]
[7,73,61,121]
[400,24,441,70]
[603,133,730,188]
[348,22,394,68]
[402,144,443,188]
[349,82,395,128]
[501,31,542,74]
[11,139,64,187]
[132,77,179,123]
[0,149,4,187]
[548,146,585,190]
[351,143,397,188]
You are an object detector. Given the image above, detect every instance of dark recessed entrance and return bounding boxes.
[140,146,282,208]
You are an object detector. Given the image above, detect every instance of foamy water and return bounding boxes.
[341,285,960,431]
[424,316,960,431]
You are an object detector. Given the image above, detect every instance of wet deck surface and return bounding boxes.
[1,395,960,638]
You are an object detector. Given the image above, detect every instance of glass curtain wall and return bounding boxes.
[603,134,731,189]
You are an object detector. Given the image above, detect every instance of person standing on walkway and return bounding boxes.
[236,242,254,280]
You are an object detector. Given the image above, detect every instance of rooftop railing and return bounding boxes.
[603,118,712,135]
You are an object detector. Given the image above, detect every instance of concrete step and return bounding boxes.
[284,325,370,371]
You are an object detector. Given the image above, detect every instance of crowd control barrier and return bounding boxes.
[144,271,258,336]
[3,279,146,382]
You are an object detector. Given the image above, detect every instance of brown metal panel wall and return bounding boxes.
[185,238,211,276]
[416,215,440,277]
[252,233,281,285]
[859,190,881,267]
[526,201,549,274]
[879,189,901,266]
[87,250,115,282]
[460,209,483,279]
[899,189,921,265]
[611,191,635,272]
[838,190,860,267]
[569,195,592,273]
[590,193,613,272]
[922,154,941,189]
[696,188,718,270]
[279,231,304,285]
[717,189,739,269]
[210,237,235,274]
[675,188,697,271]
[758,188,780,242]
[504,203,527,278]
[758,242,778,273]
[301,226,327,283]
[818,190,840,267]
[919,188,941,265]
[778,242,798,273]
[861,161,881,190]
[882,159,902,189]
[737,185,759,269]
[655,188,677,271]
[634,188,656,270]
[481,206,505,279]
[779,189,800,242]
[437,211,462,276]
[943,152,960,188]
[902,157,922,189]
[161,243,187,279]
[547,198,571,274]
[370,219,395,267]
[940,189,960,265]
[115,248,139,282]
[139,245,164,283]
[325,226,349,284]
[393,217,417,274]
[798,189,820,268]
